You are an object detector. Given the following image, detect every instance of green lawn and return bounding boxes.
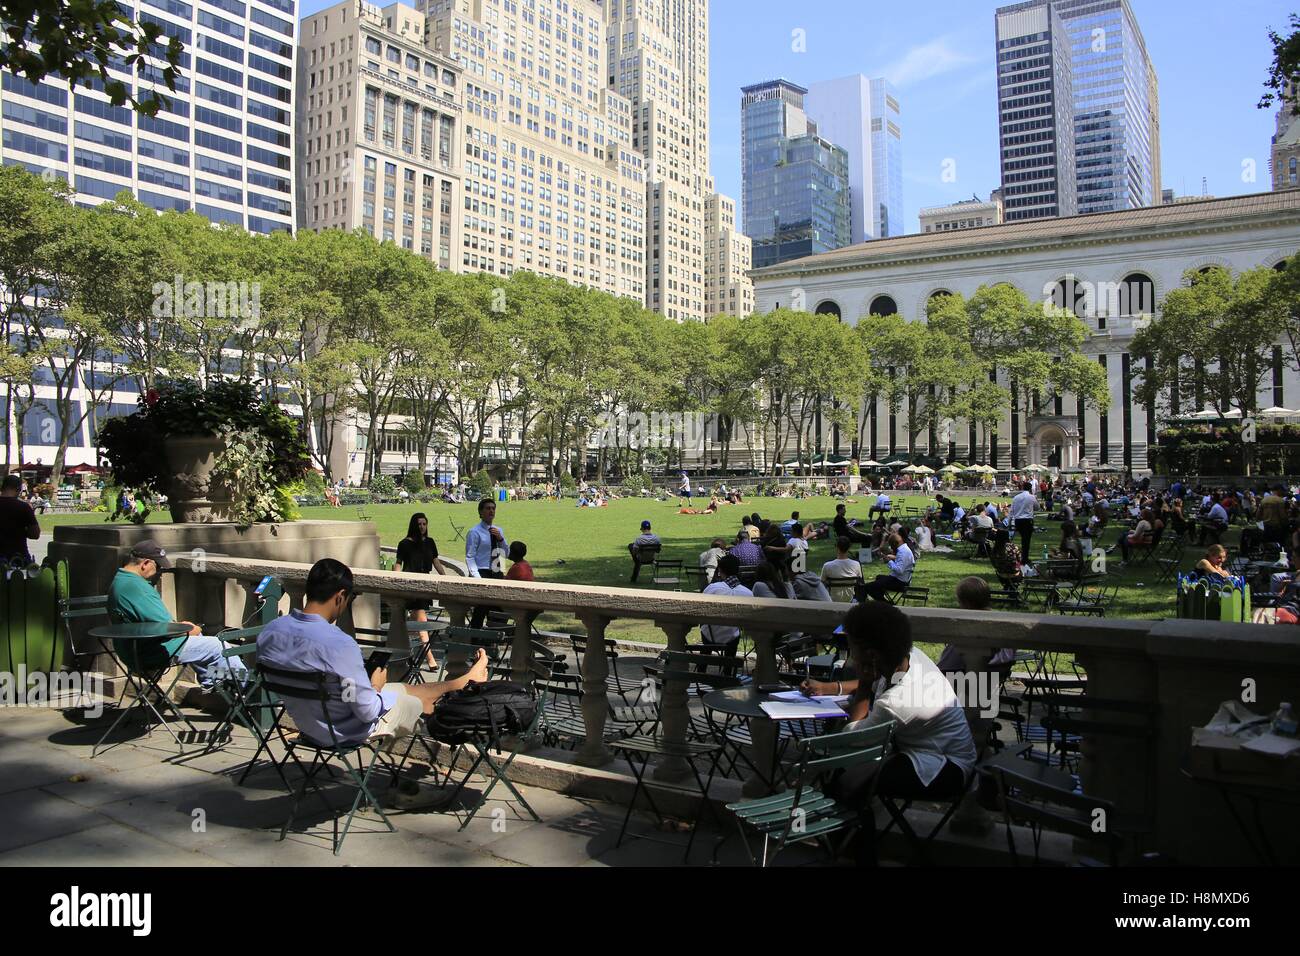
[41,493,1212,648]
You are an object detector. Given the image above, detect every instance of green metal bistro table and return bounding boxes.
[89,621,195,756]
[703,686,843,791]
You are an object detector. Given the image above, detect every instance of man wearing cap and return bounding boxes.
[106,539,246,687]
[627,519,662,583]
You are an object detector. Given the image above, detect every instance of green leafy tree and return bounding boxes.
[1,0,184,115]
[1259,13,1300,115]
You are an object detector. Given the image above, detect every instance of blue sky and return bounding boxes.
[301,0,1293,232]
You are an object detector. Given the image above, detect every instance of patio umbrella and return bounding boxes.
[859,459,882,468]
[941,463,965,472]
[1023,463,1048,473]
[882,459,909,468]
[1189,410,1219,420]
[1259,406,1295,418]
[900,465,921,473]
[913,465,936,474]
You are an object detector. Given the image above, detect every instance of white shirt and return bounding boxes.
[876,494,891,508]
[1009,490,1036,521]
[821,557,863,580]
[1208,503,1229,524]
[848,648,978,786]
[973,513,994,530]
[700,579,753,644]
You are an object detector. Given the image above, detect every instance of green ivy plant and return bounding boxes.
[211,426,293,526]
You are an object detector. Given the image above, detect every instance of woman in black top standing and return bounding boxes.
[394,513,447,624]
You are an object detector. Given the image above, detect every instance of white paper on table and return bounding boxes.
[1241,733,1300,757]
[769,690,851,704]
[760,699,848,720]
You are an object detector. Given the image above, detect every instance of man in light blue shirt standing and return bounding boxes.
[465,498,508,627]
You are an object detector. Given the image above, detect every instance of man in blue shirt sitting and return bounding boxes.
[257,559,488,749]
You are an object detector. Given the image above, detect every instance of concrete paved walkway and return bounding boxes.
[0,703,830,867]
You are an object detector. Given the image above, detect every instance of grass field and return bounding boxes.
[40,493,1219,649]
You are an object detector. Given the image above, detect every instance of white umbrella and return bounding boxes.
[1189,410,1218,420]
[940,463,964,472]
[913,465,936,474]
[1259,406,1294,418]
[1023,463,1048,473]
[859,459,883,468]
[901,464,920,473]
[883,459,909,468]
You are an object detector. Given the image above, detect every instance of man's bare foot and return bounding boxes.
[466,647,490,683]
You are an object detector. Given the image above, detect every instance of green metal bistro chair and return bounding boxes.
[257,661,397,855]
[724,722,896,867]
[991,761,1125,866]
[429,652,554,831]
[606,650,743,861]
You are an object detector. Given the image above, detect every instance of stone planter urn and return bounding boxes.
[164,434,234,523]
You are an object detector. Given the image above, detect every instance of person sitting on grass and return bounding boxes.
[257,558,489,761]
[833,502,872,545]
[506,540,534,581]
[803,600,977,866]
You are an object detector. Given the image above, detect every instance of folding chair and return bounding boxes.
[449,516,467,543]
[1056,581,1119,617]
[428,652,553,830]
[991,762,1126,865]
[569,634,638,705]
[92,625,199,758]
[58,593,110,670]
[651,558,684,590]
[823,575,862,604]
[607,651,736,860]
[725,723,896,867]
[188,633,292,792]
[257,661,397,855]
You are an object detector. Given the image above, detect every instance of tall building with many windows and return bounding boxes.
[297,1,462,269]
[703,192,752,317]
[0,0,297,233]
[995,0,1077,221]
[996,0,1160,218]
[603,0,713,320]
[805,74,902,242]
[741,79,851,269]
[417,0,646,300]
[1273,82,1300,192]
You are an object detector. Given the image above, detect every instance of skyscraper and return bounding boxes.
[995,0,1160,218]
[1272,82,1299,192]
[297,1,463,271]
[994,0,1077,221]
[0,0,297,234]
[741,79,851,269]
[805,74,902,242]
[602,0,714,321]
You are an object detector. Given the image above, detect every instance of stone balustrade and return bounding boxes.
[166,552,1300,865]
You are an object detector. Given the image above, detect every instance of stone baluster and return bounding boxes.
[511,611,533,685]
[652,619,693,782]
[575,613,613,768]
[443,601,468,628]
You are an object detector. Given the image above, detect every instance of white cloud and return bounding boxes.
[880,35,981,88]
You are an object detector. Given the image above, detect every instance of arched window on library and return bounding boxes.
[814,300,842,319]
[868,294,898,317]
[1119,272,1155,318]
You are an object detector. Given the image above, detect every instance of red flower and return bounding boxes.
[145,388,160,406]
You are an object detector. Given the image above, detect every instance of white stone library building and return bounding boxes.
[751,191,1300,474]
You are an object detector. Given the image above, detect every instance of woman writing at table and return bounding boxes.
[803,600,976,866]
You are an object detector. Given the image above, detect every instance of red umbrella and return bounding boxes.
[63,463,102,474]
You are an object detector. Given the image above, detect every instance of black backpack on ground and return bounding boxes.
[424,680,537,745]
